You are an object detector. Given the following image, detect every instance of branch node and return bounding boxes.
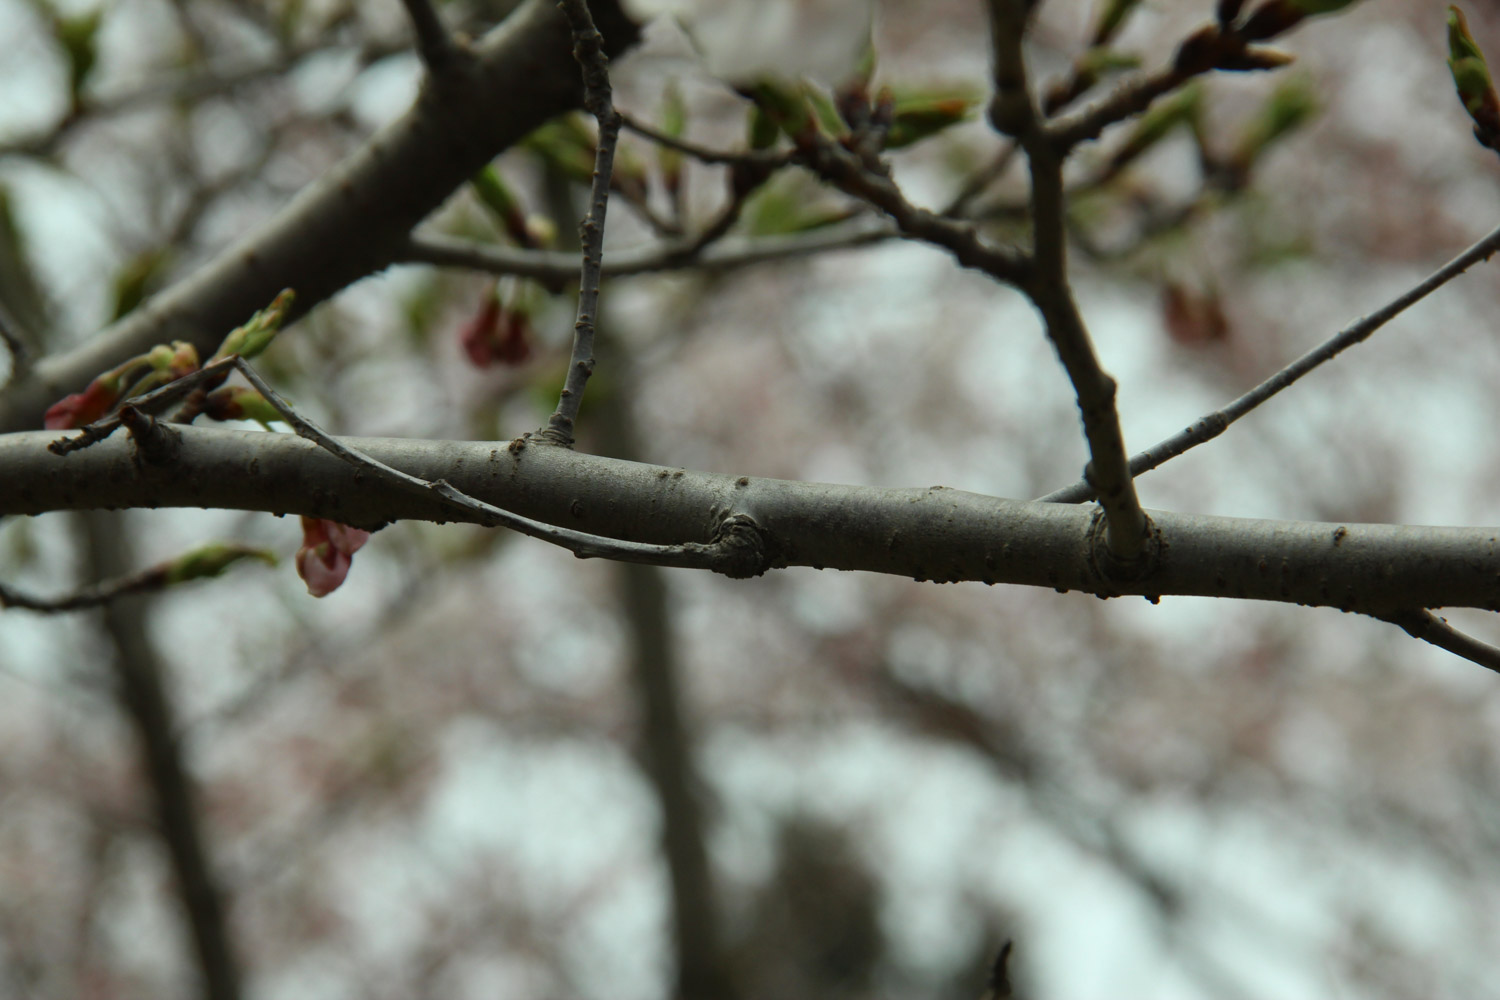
[709,512,769,579]
[1088,507,1160,587]
[120,404,181,464]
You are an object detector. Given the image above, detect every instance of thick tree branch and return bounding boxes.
[0,0,641,434]
[6,425,1500,614]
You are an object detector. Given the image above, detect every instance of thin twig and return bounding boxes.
[231,359,766,575]
[941,142,1020,218]
[47,357,238,456]
[797,138,1031,284]
[0,37,407,159]
[0,301,29,381]
[1,571,171,612]
[399,219,896,278]
[1378,609,1500,674]
[0,542,271,614]
[542,0,623,446]
[620,111,791,169]
[398,0,460,74]
[1048,64,1189,153]
[1039,222,1500,503]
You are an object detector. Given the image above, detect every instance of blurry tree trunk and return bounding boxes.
[81,511,241,1000]
[596,327,738,1000]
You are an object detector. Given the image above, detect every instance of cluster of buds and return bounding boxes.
[1175,0,1362,75]
[458,284,535,369]
[743,64,973,158]
[43,340,200,429]
[43,290,294,431]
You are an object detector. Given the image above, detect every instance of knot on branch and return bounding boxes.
[1088,506,1161,587]
[120,405,182,465]
[711,512,769,579]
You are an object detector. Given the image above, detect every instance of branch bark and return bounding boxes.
[5,426,1500,613]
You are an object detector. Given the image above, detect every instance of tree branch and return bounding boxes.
[1378,610,1500,674]
[1040,221,1500,503]
[8,425,1500,615]
[987,0,1148,564]
[0,0,642,434]
[226,359,767,577]
[397,218,897,279]
[542,0,623,446]
[398,0,461,74]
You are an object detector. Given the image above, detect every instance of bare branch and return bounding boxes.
[399,214,894,279]
[1040,222,1500,503]
[986,0,1148,564]
[398,0,461,74]
[1048,63,1190,153]
[620,111,791,170]
[0,540,270,613]
[798,138,1031,285]
[0,37,408,160]
[541,0,623,446]
[1379,609,1500,674]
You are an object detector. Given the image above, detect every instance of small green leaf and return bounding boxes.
[884,94,974,149]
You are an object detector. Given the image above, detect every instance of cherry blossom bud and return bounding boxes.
[296,517,370,598]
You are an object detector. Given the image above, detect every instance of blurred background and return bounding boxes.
[5,0,1500,997]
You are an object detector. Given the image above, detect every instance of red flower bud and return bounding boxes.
[43,375,124,429]
[295,517,370,597]
[459,294,533,369]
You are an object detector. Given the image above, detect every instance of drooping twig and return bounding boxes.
[397,0,461,74]
[1039,222,1500,503]
[1,555,221,613]
[231,359,767,576]
[1378,610,1500,674]
[542,0,624,446]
